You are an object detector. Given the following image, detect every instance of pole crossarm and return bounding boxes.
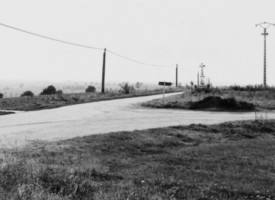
[199,63,206,86]
[256,22,275,29]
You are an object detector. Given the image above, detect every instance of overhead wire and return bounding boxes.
[0,22,104,51]
[107,49,195,74]
[107,49,175,68]
[0,22,195,73]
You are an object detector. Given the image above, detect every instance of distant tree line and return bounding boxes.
[0,82,145,99]
[229,85,272,91]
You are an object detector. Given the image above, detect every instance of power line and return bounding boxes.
[0,22,197,93]
[107,50,194,73]
[108,48,194,74]
[0,22,104,51]
[0,22,194,72]
[107,49,175,68]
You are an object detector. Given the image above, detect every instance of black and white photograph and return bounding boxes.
[0,0,275,199]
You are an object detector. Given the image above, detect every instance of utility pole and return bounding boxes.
[197,72,200,87]
[176,64,178,87]
[101,48,106,93]
[199,63,206,86]
[256,22,275,88]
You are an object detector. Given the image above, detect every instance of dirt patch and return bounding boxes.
[143,95,256,111]
[189,96,255,111]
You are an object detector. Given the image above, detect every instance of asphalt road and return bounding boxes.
[0,92,274,148]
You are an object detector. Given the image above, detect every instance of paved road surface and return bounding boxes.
[0,92,274,147]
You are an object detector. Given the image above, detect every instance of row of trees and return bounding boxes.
[5,85,97,98]
[0,82,143,98]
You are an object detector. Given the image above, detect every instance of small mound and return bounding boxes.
[189,96,255,111]
[0,111,15,115]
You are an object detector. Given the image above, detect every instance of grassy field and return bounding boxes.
[142,88,275,111]
[0,119,275,199]
[0,88,183,111]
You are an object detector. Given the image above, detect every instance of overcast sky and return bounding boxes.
[0,0,274,86]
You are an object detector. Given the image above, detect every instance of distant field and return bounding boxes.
[0,119,274,199]
[0,88,183,111]
[0,80,168,98]
[142,88,275,111]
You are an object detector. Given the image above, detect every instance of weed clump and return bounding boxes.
[0,153,103,199]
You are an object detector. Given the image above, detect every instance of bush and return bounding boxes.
[135,82,143,90]
[40,85,57,95]
[194,86,211,94]
[0,93,3,98]
[56,90,63,94]
[21,91,34,97]
[85,85,96,93]
[119,82,135,94]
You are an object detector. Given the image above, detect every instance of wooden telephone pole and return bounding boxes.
[176,64,178,87]
[101,48,106,93]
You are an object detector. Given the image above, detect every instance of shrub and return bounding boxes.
[119,82,135,94]
[56,90,63,94]
[0,93,3,98]
[194,86,211,93]
[21,91,34,97]
[135,82,143,90]
[40,85,56,95]
[85,86,96,93]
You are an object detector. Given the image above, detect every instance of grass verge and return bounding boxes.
[0,120,275,199]
[0,88,183,112]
